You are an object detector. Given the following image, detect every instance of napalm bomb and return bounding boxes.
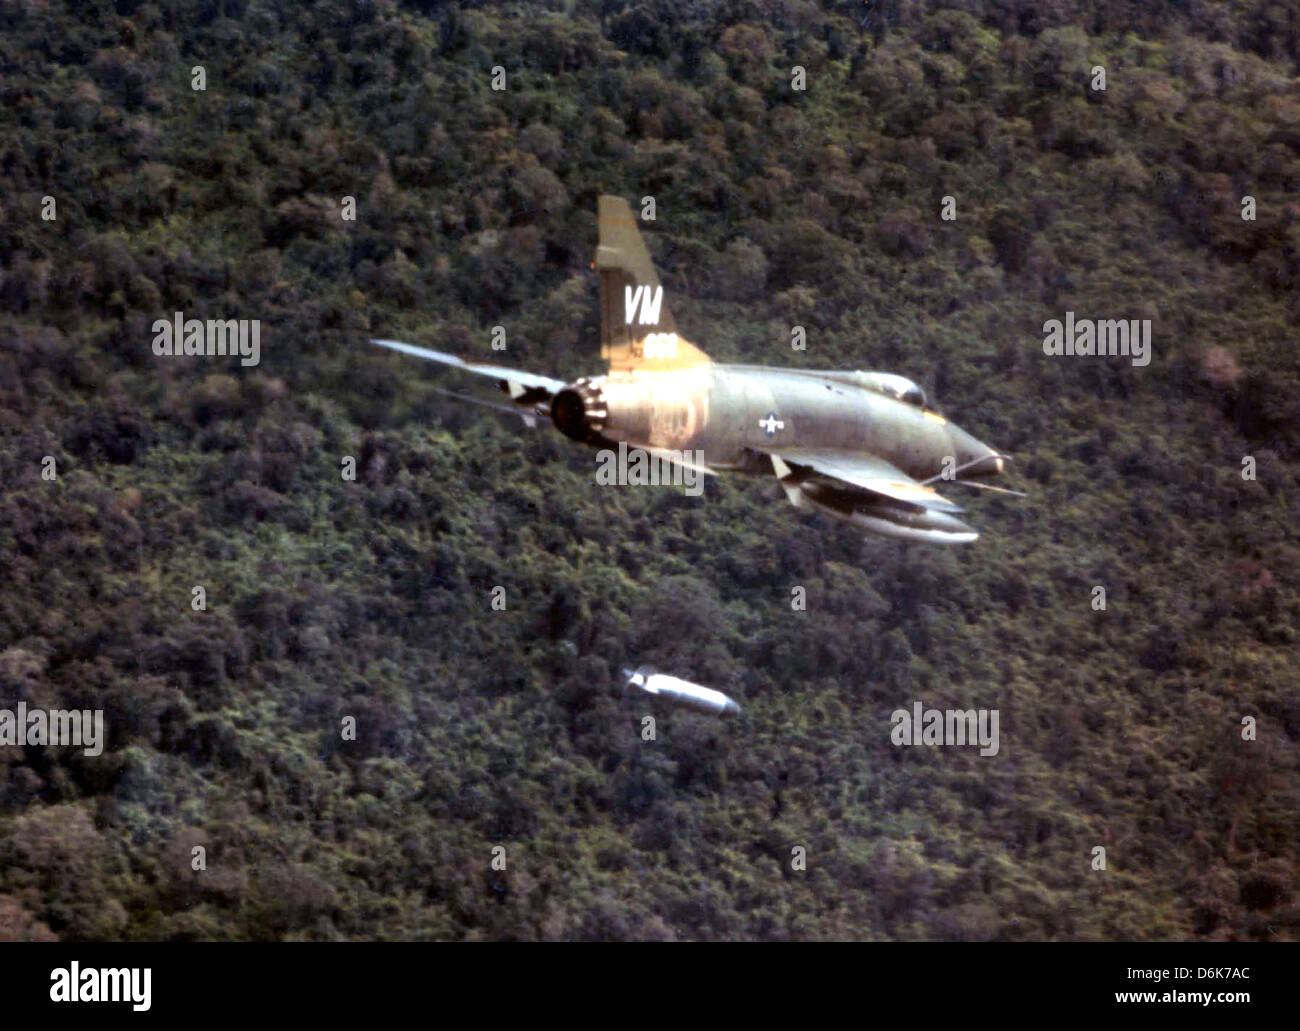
[373,196,1021,544]
[622,666,741,718]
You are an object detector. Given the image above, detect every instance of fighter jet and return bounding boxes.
[372,196,1021,544]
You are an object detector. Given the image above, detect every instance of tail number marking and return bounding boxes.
[641,332,678,359]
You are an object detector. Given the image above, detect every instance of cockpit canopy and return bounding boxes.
[852,372,927,409]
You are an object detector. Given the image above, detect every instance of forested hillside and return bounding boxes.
[0,0,1297,940]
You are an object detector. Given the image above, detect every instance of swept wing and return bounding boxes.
[760,447,965,513]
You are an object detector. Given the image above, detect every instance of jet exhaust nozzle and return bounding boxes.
[551,377,609,444]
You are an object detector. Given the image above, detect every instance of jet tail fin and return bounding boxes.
[595,195,711,374]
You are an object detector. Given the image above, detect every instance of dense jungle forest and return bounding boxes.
[0,0,1297,941]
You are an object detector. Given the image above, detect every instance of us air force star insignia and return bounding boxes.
[759,413,785,436]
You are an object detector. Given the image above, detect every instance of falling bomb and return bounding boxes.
[622,667,741,717]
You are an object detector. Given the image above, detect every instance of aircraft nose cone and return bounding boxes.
[947,424,1002,476]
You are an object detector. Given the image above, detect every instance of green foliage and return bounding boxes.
[0,0,1296,941]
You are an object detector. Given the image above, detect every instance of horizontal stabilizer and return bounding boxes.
[424,385,542,428]
[371,338,568,397]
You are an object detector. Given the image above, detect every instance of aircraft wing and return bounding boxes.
[760,447,964,513]
[371,338,568,400]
